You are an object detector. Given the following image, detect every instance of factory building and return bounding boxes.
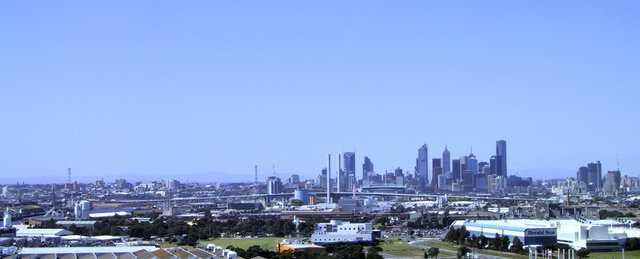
[311,220,379,245]
[452,219,557,245]
[452,219,629,251]
[555,219,627,251]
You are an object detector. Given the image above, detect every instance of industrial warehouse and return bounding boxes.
[452,218,632,251]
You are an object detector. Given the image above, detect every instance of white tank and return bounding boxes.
[3,207,11,229]
[74,202,82,219]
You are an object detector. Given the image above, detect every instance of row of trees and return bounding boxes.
[40,215,327,246]
[443,227,524,254]
[228,245,384,259]
[598,209,636,219]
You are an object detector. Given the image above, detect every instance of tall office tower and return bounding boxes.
[318,168,328,188]
[587,161,603,189]
[363,156,374,180]
[442,147,451,173]
[417,144,429,188]
[467,153,478,175]
[490,155,503,175]
[604,170,622,194]
[577,166,589,184]
[431,158,442,189]
[459,156,468,179]
[266,176,283,195]
[394,167,405,186]
[452,159,461,180]
[496,140,507,177]
[343,152,356,186]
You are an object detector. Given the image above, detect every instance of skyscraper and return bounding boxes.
[452,159,461,180]
[496,140,507,177]
[431,158,442,189]
[417,144,429,188]
[363,156,374,180]
[343,152,356,176]
[577,166,589,184]
[587,161,602,190]
[340,152,356,190]
[267,176,283,195]
[442,147,451,173]
[467,153,478,175]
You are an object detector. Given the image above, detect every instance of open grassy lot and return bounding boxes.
[419,240,528,259]
[377,240,428,258]
[205,237,284,251]
[589,250,640,259]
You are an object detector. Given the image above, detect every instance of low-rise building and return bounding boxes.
[311,220,379,245]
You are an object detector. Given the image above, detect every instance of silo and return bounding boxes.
[293,189,309,205]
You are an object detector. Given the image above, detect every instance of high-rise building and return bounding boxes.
[496,140,507,177]
[394,167,405,186]
[363,156,374,180]
[342,152,356,190]
[267,176,283,195]
[604,170,621,195]
[577,166,589,184]
[417,144,429,188]
[467,153,478,175]
[490,155,502,176]
[452,159,461,180]
[586,161,603,190]
[442,147,451,173]
[431,158,442,189]
[318,168,328,188]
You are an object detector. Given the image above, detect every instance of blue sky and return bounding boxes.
[1,1,639,183]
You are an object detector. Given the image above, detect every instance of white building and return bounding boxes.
[311,220,379,245]
[554,219,627,251]
[453,219,628,251]
[452,219,557,245]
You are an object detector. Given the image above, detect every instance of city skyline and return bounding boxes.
[1,1,639,183]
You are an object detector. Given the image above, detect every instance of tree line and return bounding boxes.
[443,227,525,254]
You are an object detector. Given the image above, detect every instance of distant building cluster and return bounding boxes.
[306,139,525,196]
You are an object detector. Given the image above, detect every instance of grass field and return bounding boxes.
[589,250,640,259]
[377,240,428,258]
[418,240,529,259]
[205,237,284,251]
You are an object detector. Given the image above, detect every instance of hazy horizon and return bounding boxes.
[2,1,639,184]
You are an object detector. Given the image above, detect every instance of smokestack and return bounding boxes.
[327,154,331,203]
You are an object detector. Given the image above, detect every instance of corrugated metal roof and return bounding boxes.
[19,246,158,254]
[16,228,73,237]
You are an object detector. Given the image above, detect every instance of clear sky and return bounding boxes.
[1,1,639,184]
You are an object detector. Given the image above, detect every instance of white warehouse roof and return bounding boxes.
[16,228,73,237]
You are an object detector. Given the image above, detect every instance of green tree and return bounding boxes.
[492,233,501,250]
[510,236,524,254]
[457,246,470,259]
[333,245,365,259]
[457,226,469,245]
[478,234,488,249]
[501,235,510,251]
[366,246,384,259]
[628,238,640,250]
[428,247,440,258]
[576,248,590,259]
